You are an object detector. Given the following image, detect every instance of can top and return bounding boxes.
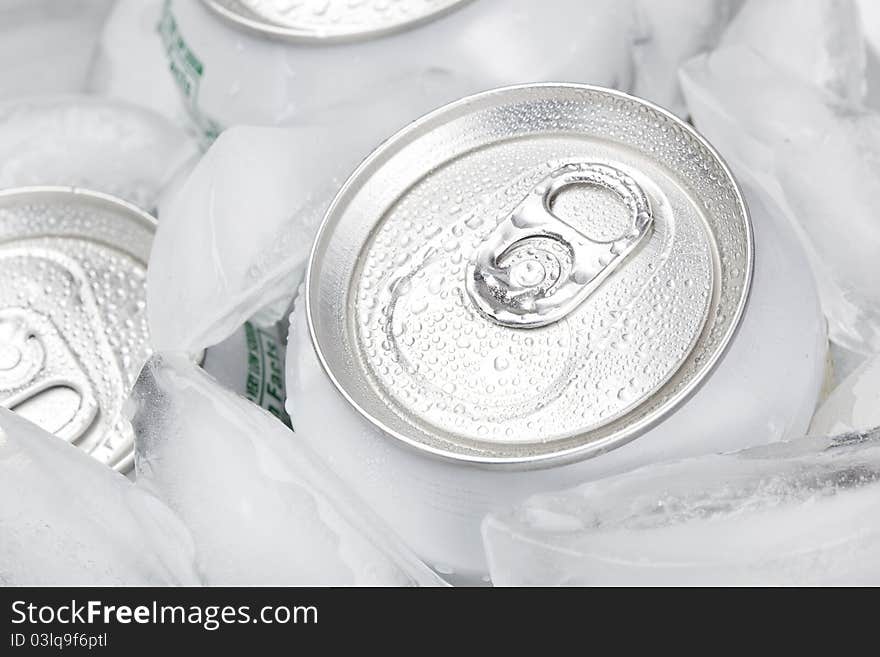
[307,84,753,468]
[200,0,471,42]
[0,187,154,471]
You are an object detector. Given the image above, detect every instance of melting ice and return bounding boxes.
[131,353,444,586]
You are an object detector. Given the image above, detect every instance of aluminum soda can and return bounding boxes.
[0,187,154,472]
[287,85,828,582]
[158,0,632,143]
[88,0,189,130]
[0,187,290,473]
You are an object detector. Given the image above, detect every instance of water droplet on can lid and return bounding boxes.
[307,84,753,468]
[0,188,155,472]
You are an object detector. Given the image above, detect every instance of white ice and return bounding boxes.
[829,341,869,394]
[721,0,865,103]
[88,0,189,132]
[130,353,444,586]
[680,7,880,354]
[812,355,880,436]
[147,125,373,354]
[631,0,739,116]
[0,95,198,212]
[484,430,880,586]
[0,0,114,101]
[0,407,199,585]
[855,0,880,108]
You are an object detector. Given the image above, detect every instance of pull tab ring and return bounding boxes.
[465,161,653,328]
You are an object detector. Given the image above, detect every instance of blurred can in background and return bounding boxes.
[288,84,827,582]
[202,320,291,427]
[157,0,633,142]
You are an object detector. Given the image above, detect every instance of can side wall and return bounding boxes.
[169,0,632,133]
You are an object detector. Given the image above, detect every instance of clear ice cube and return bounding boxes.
[484,429,880,586]
[0,407,199,585]
[130,353,444,586]
[681,42,880,353]
[147,125,369,354]
[632,0,739,116]
[721,0,865,103]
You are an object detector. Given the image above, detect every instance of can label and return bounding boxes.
[158,0,221,145]
[243,321,291,428]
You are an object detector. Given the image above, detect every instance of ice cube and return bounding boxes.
[681,46,880,354]
[0,95,198,213]
[631,0,739,116]
[721,0,865,103]
[147,125,370,354]
[811,355,880,436]
[857,0,880,108]
[828,341,869,390]
[459,0,634,92]
[130,353,444,586]
[772,112,880,352]
[484,428,880,586]
[88,0,188,131]
[0,0,114,100]
[0,407,199,585]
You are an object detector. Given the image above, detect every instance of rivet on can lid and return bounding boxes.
[200,0,472,42]
[307,84,754,468]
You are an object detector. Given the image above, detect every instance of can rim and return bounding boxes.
[0,185,158,233]
[305,83,755,470]
[0,186,211,372]
[198,0,474,44]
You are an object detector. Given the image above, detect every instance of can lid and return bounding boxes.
[0,187,154,471]
[307,85,754,468]
[200,0,471,42]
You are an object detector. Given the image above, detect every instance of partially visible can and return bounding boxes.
[202,320,291,427]
[158,0,633,143]
[287,85,827,581]
[88,0,189,130]
[0,187,290,473]
[0,188,154,472]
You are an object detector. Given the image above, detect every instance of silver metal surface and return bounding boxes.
[0,187,154,471]
[307,84,754,467]
[200,0,472,42]
[466,161,654,328]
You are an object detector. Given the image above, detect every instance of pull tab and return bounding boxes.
[0,309,99,443]
[465,162,653,328]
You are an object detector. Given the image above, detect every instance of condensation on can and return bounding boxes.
[285,84,836,581]
[0,186,292,474]
[306,84,754,468]
[0,187,154,472]
[200,0,473,42]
